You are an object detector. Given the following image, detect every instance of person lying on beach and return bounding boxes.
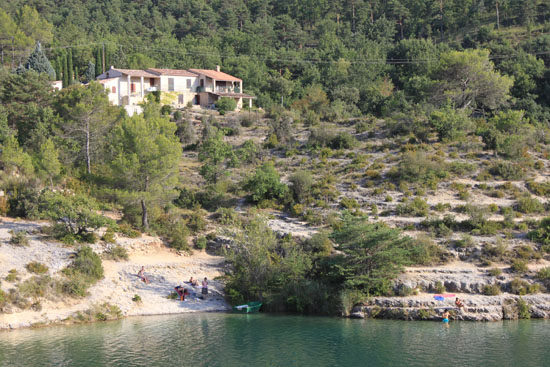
[189,277,199,287]
[455,297,465,310]
[174,285,189,301]
[137,266,150,284]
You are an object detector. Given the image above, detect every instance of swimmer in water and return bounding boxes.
[442,310,450,323]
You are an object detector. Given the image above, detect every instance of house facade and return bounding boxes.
[96,66,254,115]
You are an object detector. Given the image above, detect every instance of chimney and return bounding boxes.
[216,65,220,72]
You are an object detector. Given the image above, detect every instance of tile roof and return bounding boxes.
[98,78,117,84]
[112,68,159,77]
[147,68,198,77]
[188,69,242,82]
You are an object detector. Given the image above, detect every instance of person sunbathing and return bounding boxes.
[189,277,199,287]
[455,297,465,310]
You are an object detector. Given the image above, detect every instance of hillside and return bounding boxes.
[1,0,550,322]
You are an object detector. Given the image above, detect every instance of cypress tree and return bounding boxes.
[67,49,73,85]
[23,42,56,80]
[55,57,62,81]
[95,47,102,76]
[62,52,68,88]
[85,61,96,83]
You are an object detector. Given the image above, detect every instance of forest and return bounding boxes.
[1,1,550,315]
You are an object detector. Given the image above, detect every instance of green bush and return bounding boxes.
[243,162,289,204]
[511,259,528,273]
[103,245,129,261]
[527,181,550,197]
[25,262,49,274]
[101,228,116,244]
[515,194,545,214]
[5,269,18,282]
[408,235,448,265]
[517,297,531,319]
[489,161,525,180]
[18,275,56,298]
[118,223,141,238]
[394,152,448,183]
[195,236,207,250]
[396,197,429,217]
[434,281,446,294]
[454,234,475,249]
[488,268,502,276]
[9,230,29,246]
[289,170,313,204]
[132,294,142,303]
[340,197,359,210]
[216,97,237,115]
[483,284,501,295]
[509,278,530,295]
[536,267,550,281]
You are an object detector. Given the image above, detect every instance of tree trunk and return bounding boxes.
[86,120,91,174]
[141,199,149,230]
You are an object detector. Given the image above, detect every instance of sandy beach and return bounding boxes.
[0,217,230,330]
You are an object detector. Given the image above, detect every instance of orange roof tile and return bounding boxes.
[147,68,197,77]
[112,68,158,78]
[188,69,242,82]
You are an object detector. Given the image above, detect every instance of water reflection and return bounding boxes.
[1,315,550,367]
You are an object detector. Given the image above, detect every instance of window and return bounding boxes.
[187,79,191,89]
[150,78,155,86]
[168,78,175,91]
[111,86,116,94]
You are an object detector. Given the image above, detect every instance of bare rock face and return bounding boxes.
[351,294,550,322]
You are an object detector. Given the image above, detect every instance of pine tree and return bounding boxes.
[62,52,68,88]
[85,61,96,83]
[95,47,102,76]
[23,42,56,80]
[37,138,61,187]
[67,49,73,85]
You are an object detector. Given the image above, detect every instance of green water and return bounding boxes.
[1,314,549,367]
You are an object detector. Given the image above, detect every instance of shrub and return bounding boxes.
[243,162,289,204]
[5,269,18,282]
[289,170,313,204]
[25,262,49,274]
[396,197,429,217]
[517,297,531,319]
[434,281,446,293]
[536,267,550,281]
[64,246,104,287]
[340,197,359,210]
[103,245,129,261]
[483,284,501,295]
[515,195,545,214]
[509,278,530,295]
[528,218,550,245]
[9,230,29,246]
[527,181,550,197]
[186,206,206,233]
[511,259,528,273]
[488,268,502,276]
[394,152,448,183]
[18,275,56,298]
[118,223,141,238]
[101,228,116,244]
[454,234,475,249]
[216,97,237,115]
[195,236,207,250]
[132,294,142,303]
[489,161,525,180]
[408,235,448,265]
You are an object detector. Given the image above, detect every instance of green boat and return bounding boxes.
[232,301,262,314]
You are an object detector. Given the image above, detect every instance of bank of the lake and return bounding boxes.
[2,313,550,367]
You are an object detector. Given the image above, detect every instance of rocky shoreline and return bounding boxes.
[351,294,550,321]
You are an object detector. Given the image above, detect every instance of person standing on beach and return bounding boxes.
[202,277,208,299]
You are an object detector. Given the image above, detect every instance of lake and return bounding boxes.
[1,313,549,367]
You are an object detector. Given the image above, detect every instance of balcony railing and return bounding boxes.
[196,86,206,93]
[215,86,242,94]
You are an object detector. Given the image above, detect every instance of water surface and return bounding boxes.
[1,313,549,367]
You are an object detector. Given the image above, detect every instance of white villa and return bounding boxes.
[96,65,254,115]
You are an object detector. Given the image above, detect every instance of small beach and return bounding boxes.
[0,217,230,330]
